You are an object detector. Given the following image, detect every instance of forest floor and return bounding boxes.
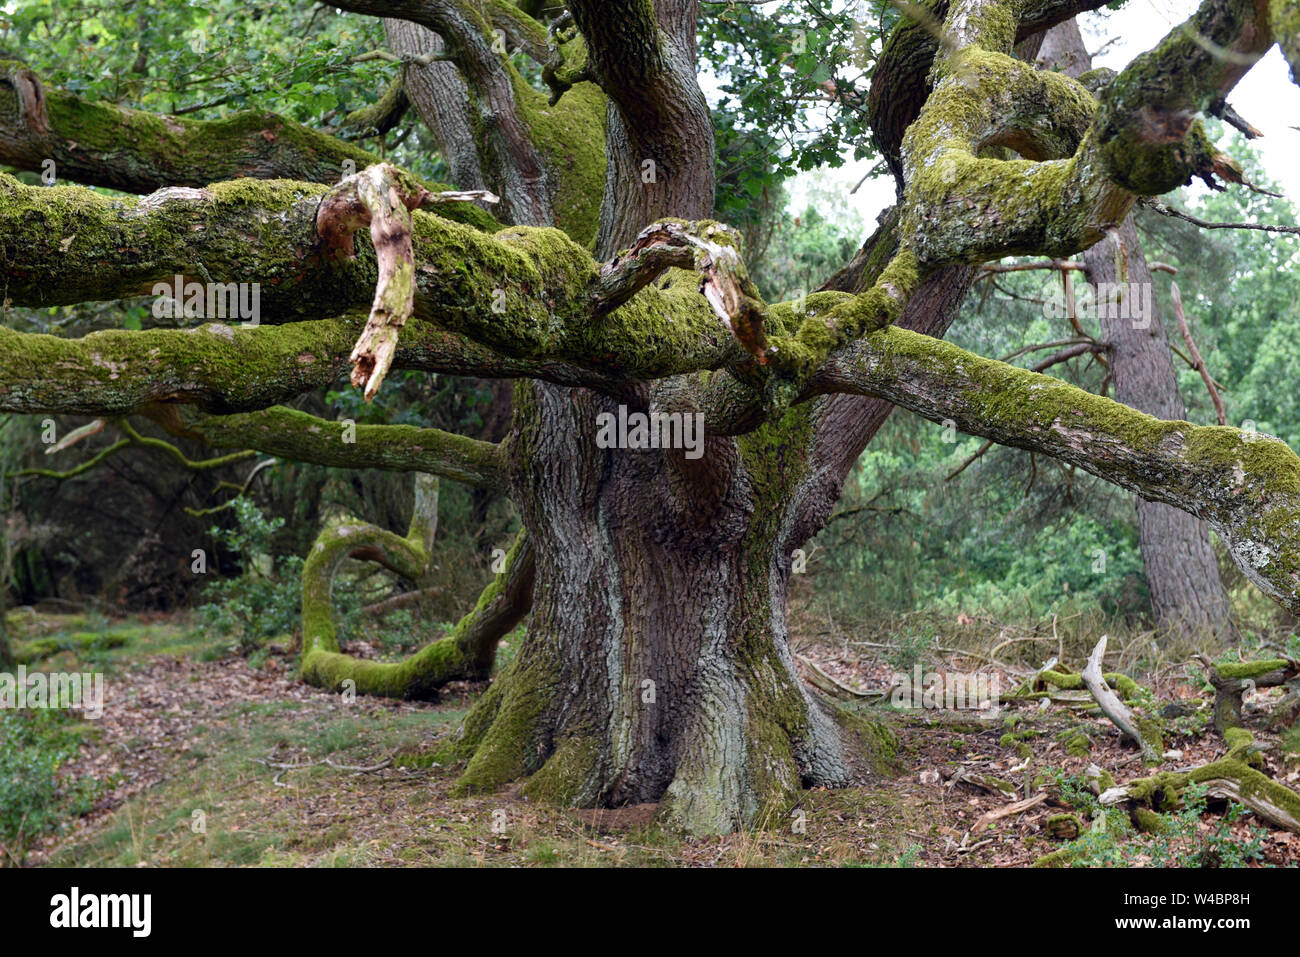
[5,606,1300,868]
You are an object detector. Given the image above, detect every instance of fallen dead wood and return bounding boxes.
[949,767,1018,798]
[1098,747,1300,834]
[1081,635,1162,765]
[972,792,1048,831]
[1193,654,1300,733]
[796,654,887,701]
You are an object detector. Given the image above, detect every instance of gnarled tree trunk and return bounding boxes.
[447,384,890,832]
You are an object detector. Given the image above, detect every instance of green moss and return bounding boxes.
[838,710,902,777]
[1213,659,1294,680]
[1123,757,1300,825]
[519,736,601,804]
[1045,813,1081,839]
[509,72,606,247]
[451,652,553,797]
[14,631,128,664]
[1032,843,1087,867]
[1036,669,1141,699]
[1091,766,1116,792]
[1131,807,1168,834]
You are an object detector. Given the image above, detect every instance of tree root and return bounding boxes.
[298,473,535,699]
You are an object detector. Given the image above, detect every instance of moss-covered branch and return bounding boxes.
[0,63,493,233]
[299,478,535,700]
[0,316,631,417]
[1194,655,1300,733]
[160,405,508,492]
[866,0,1115,182]
[18,418,255,480]
[1099,753,1300,834]
[817,322,1300,615]
[1094,0,1277,195]
[886,0,1267,271]
[0,172,745,384]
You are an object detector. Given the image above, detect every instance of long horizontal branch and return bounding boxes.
[156,405,508,492]
[815,325,1300,614]
[0,316,632,416]
[0,173,749,384]
[19,419,256,480]
[0,62,492,233]
[0,62,359,191]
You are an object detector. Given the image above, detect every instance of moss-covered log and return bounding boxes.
[1195,655,1300,733]
[1099,756,1300,834]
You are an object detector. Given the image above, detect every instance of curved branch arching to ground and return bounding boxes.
[299,473,536,699]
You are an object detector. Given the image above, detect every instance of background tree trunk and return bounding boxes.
[1042,19,1234,642]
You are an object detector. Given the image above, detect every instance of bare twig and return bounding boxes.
[1141,199,1300,235]
[1168,282,1227,426]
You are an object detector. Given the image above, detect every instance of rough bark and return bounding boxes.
[384,20,491,198]
[444,382,894,832]
[568,0,716,256]
[436,0,891,833]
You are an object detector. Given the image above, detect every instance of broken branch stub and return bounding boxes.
[593,220,771,363]
[316,163,499,401]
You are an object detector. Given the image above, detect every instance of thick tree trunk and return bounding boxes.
[424,0,860,834]
[1038,19,1234,641]
[445,383,890,833]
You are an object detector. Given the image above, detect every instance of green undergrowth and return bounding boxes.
[1035,781,1270,868]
